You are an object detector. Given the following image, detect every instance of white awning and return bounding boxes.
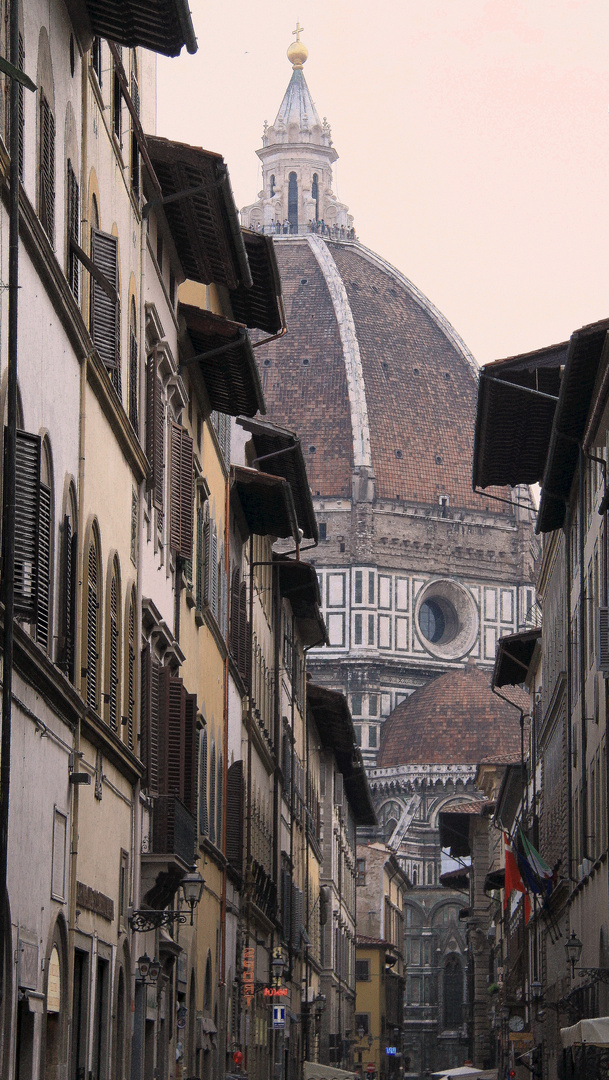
[560,1016,609,1047]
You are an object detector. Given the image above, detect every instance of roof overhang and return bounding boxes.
[306,682,376,826]
[537,320,609,533]
[493,628,541,689]
[439,866,470,891]
[276,558,328,648]
[230,231,284,334]
[473,342,565,490]
[180,305,265,418]
[68,0,197,56]
[238,417,318,541]
[484,868,505,894]
[438,810,475,858]
[146,136,251,290]
[231,466,298,541]
[494,762,523,832]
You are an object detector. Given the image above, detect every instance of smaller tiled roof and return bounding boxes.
[231,466,298,541]
[441,801,487,815]
[237,417,318,541]
[276,559,328,648]
[230,231,284,335]
[356,935,389,947]
[74,0,197,56]
[307,682,376,826]
[147,136,250,290]
[180,306,265,418]
[493,628,541,688]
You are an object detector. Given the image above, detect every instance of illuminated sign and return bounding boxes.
[263,987,288,997]
[386,1047,396,1055]
[242,947,255,1007]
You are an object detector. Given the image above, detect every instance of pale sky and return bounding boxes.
[157,0,609,367]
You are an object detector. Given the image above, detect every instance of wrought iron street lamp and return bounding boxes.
[136,953,161,983]
[564,930,609,985]
[129,865,205,932]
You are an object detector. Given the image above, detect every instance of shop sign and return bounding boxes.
[47,947,61,1013]
[263,986,288,997]
[273,1006,285,1030]
[243,947,255,1007]
[509,1032,534,1047]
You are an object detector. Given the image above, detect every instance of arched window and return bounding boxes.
[36,438,53,654]
[444,954,463,1029]
[288,172,298,232]
[125,589,136,749]
[129,297,138,430]
[59,486,77,681]
[86,536,100,710]
[199,729,209,835]
[312,173,319,220]
[269,174,275,197]
[107,559,121,731]
[209,741,216,843]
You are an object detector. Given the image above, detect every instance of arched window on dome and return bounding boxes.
[270,174,275,197]
[443,954,463,1029]
[288,172,298,232]
[312,173,319,221]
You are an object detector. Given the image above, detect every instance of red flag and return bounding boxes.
[504,834,531,922]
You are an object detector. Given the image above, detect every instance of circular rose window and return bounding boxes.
[414,579,478,660]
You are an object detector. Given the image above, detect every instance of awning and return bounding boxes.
[473,342,565,490]
[180,305,265,418]
[146,136,251,291]
[493,628,541,689]
[237,417,318,541]
[306,683,376,826]
[439,866,470,890]
[537,319,609,533]
[69,0,197,56]
[230,230,284,334]
[276,558,328,648]
[484,867,505,893]
[231,466,298,541]
[560,1017,609,1047]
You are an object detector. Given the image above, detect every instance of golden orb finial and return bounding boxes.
[287,21,308,69]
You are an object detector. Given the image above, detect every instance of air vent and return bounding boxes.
[596,607,609,674]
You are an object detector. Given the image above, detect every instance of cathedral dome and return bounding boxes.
[376,663,524,767]
[257,235,508,515]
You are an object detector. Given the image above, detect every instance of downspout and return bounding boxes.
[579,450,589,861]
[565,506,574,880]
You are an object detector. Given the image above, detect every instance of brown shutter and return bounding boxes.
[67,160,79,301]
[109,575,119,731]
[90,228,121,397]
[127,600,135,750]
[59,515,75,679]
[169,422,194,559]
[39,92,55,242]
[239,580,250,684]
[225,761,244,875]
[17,35,24,180]
[86,543,98,709]
[12,429,41,621]
[183,693,198,817]
[129,312,138,430]
[230,568,240,665]
[145,351,164,510]
[199,729,209,835]
[36,483,51,653]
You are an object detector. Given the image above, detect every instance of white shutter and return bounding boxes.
[597,607,609,674]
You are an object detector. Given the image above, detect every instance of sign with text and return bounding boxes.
[273,1005,285,1030]
[242,947,255,1008]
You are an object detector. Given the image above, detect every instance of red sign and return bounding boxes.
[367,1066,375,1074]
[232,1051,243,1065]
[263,987,288,997]
[242,947,255,1007]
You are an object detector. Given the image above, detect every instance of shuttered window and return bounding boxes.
[36,483,51,653]
[86,542,99,709]
[183,693,198,818]
[90,228,121,397]
[216,752,223,850]
[204,518,218,619]
[225,761,244,875]
[108,570,119,731]
[59,514,77,681]
[112,52,122,145]
[13,430,40,621]
[126,595,135,750]
[229,569,250,682]
[39,91,55,242]
[199,729,209,835]
[209,743,216,843]
[140,644,160,793]
[67,160,80,301]
[145,352,164,511]
[130,51,140,196]
[169,422,194,559]
[195,503,204,610]
[128,301,138,430]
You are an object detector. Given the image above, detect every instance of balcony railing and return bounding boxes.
[248,223,358,241]
[149,794,196,866]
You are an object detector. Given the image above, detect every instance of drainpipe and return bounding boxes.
[579,450,589,861]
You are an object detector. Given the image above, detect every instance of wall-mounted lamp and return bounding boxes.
[564,931,609,985]
[130,865,205,932]
[137,953,161,983]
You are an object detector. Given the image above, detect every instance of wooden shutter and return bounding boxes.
[158,671,185,802]
[36,483,51,653]
[195,504,204,610]
[216,753,223,849]
[183,693,198,817]
[17,35,24,179]
[39,92,55,242]
[130,61,140,195]
[225,761,244,875]
[59,515,76,680]
[230,569,240,664]
[291,886,303,951]
[12,430,41,621]
[199,729,209,835]
[127,600,135,750]
[90,228,121,397]
[211,524,218,618]
[209,744,216,843]
[239,580,249,683]
[67,160,79,301]
[109,574,119,731]
[203,514,211,607]
[169,422,194,559]
[86,543,98,709]
[145,352,164,511]
[129,313,138,430]
[140,643,160,793]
